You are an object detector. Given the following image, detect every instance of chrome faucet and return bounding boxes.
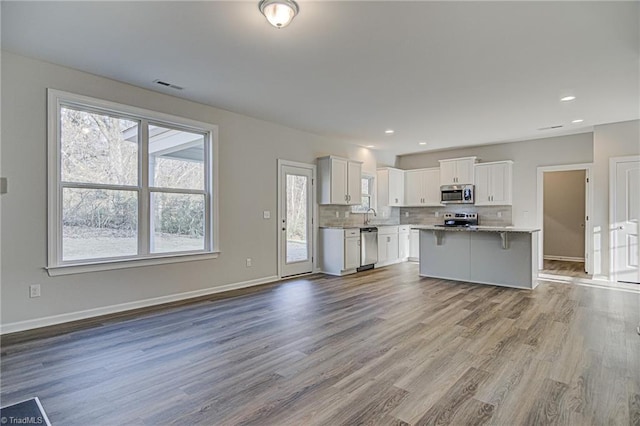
[364,208,377,225]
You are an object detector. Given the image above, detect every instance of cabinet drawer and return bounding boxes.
[377,226,399,235]
[399,225,411,233]
[344,229,359,237]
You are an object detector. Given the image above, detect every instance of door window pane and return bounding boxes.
[62,188,138,261]
[60,107,138,186]
[151,192,205,253]
[286,174,308,263]
[149,125,205,190]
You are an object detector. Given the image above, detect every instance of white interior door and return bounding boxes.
[279,162,314,278]
[613,159,640,284]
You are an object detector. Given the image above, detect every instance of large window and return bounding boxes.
[47,90,218,275]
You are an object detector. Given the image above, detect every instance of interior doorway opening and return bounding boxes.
[537,164,593,280]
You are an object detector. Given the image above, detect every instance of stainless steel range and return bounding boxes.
[437,212,478,228]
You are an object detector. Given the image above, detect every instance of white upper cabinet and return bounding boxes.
[474,161,513,206]
[404,168,440,206]
[317,156,363,205]
[439,157,477,185]
[377,167,405,207]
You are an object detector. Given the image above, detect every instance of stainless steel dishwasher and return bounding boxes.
[358,227,378,271]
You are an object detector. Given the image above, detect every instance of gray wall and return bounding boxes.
[543,170,585,259]
[591,120,640,279]
[397,133,594,228]
[0,51,392,328]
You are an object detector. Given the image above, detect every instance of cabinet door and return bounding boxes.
[439,161,457,185]
[387,234,399,262]
[456,159,476,184]
[489,162,511,205]
[377,234,388,264]
[331,157,348,204]
[409,230,420,259]
[344,237,360,270]
[474,164,491,205]
[347,161,362,205]
[388,168,404,206]
[405,170,423,206]
[423,168,441,205]
[399,232,410,259]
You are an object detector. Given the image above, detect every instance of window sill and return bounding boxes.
[46,251,220,276]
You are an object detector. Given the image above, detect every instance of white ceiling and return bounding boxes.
[2,1,639,156]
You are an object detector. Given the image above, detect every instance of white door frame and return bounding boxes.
[609,155,640,283]
[277,159,317,279]
[536,163,594,274]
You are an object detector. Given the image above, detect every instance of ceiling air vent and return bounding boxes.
[153,80,184,90]
[538,125,564,131]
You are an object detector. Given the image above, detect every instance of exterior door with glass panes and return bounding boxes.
[280,163,314,277]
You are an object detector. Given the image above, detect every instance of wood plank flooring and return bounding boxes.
[1,262,639,425]
[542,259,591,279]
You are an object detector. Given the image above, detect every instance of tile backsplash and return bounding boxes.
[319,205,400,227]
[399,205,512,226]
[319,204,512,227]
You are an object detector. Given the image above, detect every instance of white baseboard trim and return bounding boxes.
[0,275,280,335]
[543,255,585,262]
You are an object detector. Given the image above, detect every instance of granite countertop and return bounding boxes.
[411,225,540,233]
[319,224,406,229]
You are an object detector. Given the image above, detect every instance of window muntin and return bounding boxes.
[48,90,218,272]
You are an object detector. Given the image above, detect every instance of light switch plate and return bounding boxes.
[263,210,270,219]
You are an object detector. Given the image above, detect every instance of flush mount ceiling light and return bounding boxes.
[561,96,576,102]
[572,119,584,123]
[259,0,299,29]
[418,142,427,145]
[385,129,395,134]
[366,145,375,148]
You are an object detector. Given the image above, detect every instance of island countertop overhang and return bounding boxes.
[411,225,540,233]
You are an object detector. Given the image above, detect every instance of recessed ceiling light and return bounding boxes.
[385,129,394,134]
[366,145,375,148]
[560,96,576,102]
[571,119,584,124]
[418,142,427,145]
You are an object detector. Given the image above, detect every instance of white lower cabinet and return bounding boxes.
[377,226,399,267]
[319,228,360,276]
[409,229,420,261]
[399,225,411,260]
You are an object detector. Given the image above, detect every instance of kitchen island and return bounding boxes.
[413,225,540,289]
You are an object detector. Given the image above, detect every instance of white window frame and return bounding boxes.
[46,89,219,276]
[352,173,375,213]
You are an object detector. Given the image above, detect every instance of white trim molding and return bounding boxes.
[0,275,280,335]
[536,163,594,275]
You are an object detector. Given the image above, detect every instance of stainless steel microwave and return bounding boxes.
[440,184,474,204]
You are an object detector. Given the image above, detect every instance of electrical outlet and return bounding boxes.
[263,210,270,219]
[435,211,439,217]
[335,211,340,218]
[29,284,41,298]
[405,211,409,217]
[246,258,252,267]
[497,211,502,218]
